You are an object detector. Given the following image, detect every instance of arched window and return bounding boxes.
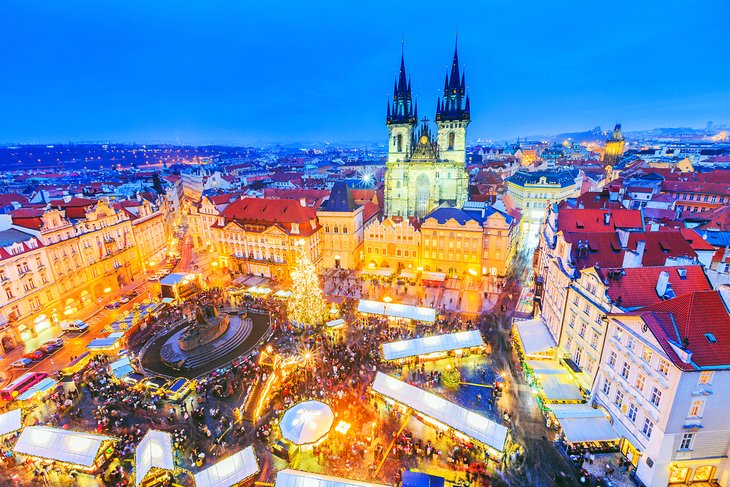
[396,134,403,152]
[448,131,455,150]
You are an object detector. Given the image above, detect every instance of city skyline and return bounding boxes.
[2,0,730,146]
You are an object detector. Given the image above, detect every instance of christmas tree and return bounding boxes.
[287,240,328,327]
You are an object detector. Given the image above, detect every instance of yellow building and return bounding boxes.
[363,216,421,270]
[0,228,60,352]
[647,157,694,173]
[603,123,625,169]
[115,197,169,272]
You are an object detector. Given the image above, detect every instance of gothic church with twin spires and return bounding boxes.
[384,42,471,218]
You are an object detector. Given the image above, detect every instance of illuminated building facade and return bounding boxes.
[603,123,625,171]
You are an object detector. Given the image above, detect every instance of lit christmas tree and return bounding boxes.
[287,240,328,327]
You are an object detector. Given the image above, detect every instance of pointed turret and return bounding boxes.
[387,47,417,125]
[436,37,470,122]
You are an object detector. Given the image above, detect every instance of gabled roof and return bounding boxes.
[219,198,320,236]
[320,181,357,212]
[628,290,730,370]
[557,208,644,233]
[596,265,711,310]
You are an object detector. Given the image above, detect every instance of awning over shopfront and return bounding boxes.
[514,319,557,356]
[399,270,417,280]
[194,446,259,487]
[276,469,390,487]
[358,300,436,324]
[17,378,58,401]
[280,401,334,445]
[362,268,394,278]
[548,404,619,443]
[326,319,345,328]
[13,426,114,467]
[382,330,484,361]
[526,360,583,402]
[110,357,134,379]
[0,409,22,437]
[372,372,508,453]
[135,429,174,486]
[421,271,446,282]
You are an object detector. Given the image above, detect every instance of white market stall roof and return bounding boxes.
[110,357,135,379]
[326,319,345,328]
[0,409,22,437]
[17,378,58,401]
[13,426,114,467]
[276,469,390,487]
[514,319,557,356]
[382,330,484,361]
[358,299,436,324]
[548,404,619,443]
[362,268,394,277]
[160,273,188,286]
[399,270,417,279]
[87,332,125,351]
[372,372,507,453]
[194,446,259,487]
[280,401,334,445]
[526,360,583,402]
[421,271,446,282]
[135,429,174,486]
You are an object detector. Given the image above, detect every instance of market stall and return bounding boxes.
[13,426,116,472]
[549,404,619,453]
[525,360,583,404]
[361,268,394,279]
[275,469,390,487]
[513,318,557,359]
[193,446,259,487]
[109,356,135,380]
[0,409,22,437]
[135,429,174,486]
[381,330,484,362]
[160,273,202,302]
[421,271,446,287]
[371,372,508,459]
[87,332,126,352]
[17,377,58,401]
[358,299,436,325]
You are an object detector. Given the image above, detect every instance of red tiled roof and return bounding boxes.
[679,228,716,251]
[219,198,320,236]
[597,265,711,310]
[10,208,45,230]
[662,180,730,196]
[630,290,730,370]
[0,193,29,207]
[558,208,644,233]
[362,201,381,222]
[564,230,697,269]
[574,191,623,209]
[683,205,730,232]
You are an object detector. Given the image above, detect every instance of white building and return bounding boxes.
[593,288,730,487]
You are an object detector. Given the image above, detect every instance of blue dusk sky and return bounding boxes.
[2,0,729,145]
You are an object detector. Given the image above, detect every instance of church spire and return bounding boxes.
[436,35,470,122]
[387,44,416,125]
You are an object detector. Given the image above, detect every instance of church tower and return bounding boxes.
[603,123,625,168]
[386,50,417,164]
[436,40,470,165]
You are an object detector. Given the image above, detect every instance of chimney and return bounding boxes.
[649,222,659,231]
[617,229,629,249]
[719,284,730,312]
[655,271,670,298]
[300,198,307,208]
[604,213,611,225]
[63,195,72,204]
[635,240,646,265]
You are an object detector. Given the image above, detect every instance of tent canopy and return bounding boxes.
[160,273,188,286]
[548,404,619,443]
[110,357,134,379]
[399,270,417,280]
[382,330,484,361]
[0,409,22,437]
[372,372,508,453]
[326,319,345,328]
[421,271,446,282]
[13,426,114,467]
[135,429,174,486]
[276,469,390,487]
[514,319,557,355]
[280,401,334,445]
[87,332,125,351]
[362,268,393,277]
[526,360,583,402]
[358,299,436,324]
[194,446,259,487]
[17,378,57,401]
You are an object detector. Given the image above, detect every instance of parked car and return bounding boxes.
[147,275,161,282]
[118,296,130,304]
[23,350,45,361]
[10,358,33,368]
[60,319,89,332]
[105,301,122,309]
[124,291,139,298]
[38,344,59,354]
[44,338,64,348]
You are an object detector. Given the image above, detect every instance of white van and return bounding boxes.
[60,319,89,332]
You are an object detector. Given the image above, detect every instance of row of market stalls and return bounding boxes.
[358,299,436,325]
[0,410,260,487]
[512,318,620,454]
[381,330,484,362]
[87,301,168,354]
[371,372,509,461]
[361,267,447,287]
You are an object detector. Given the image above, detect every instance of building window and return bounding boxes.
[579,322,587,338]
[642,418,654,438]
[698,371,713,385]
[635,373,645,392]
[608,350,617,368]
[627,403,638,423]
[4,287,13,299]
[641,347,653,364]
[614,328,623,342]
[658,359,670,376]
[650,387,662,408]
[590,332,599,350]
[688,400,704,418]
[602,378,612,396]
[679,433,694,451]
[627,336,636,351]
[614,389,624,408]
[621,362,631,380]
